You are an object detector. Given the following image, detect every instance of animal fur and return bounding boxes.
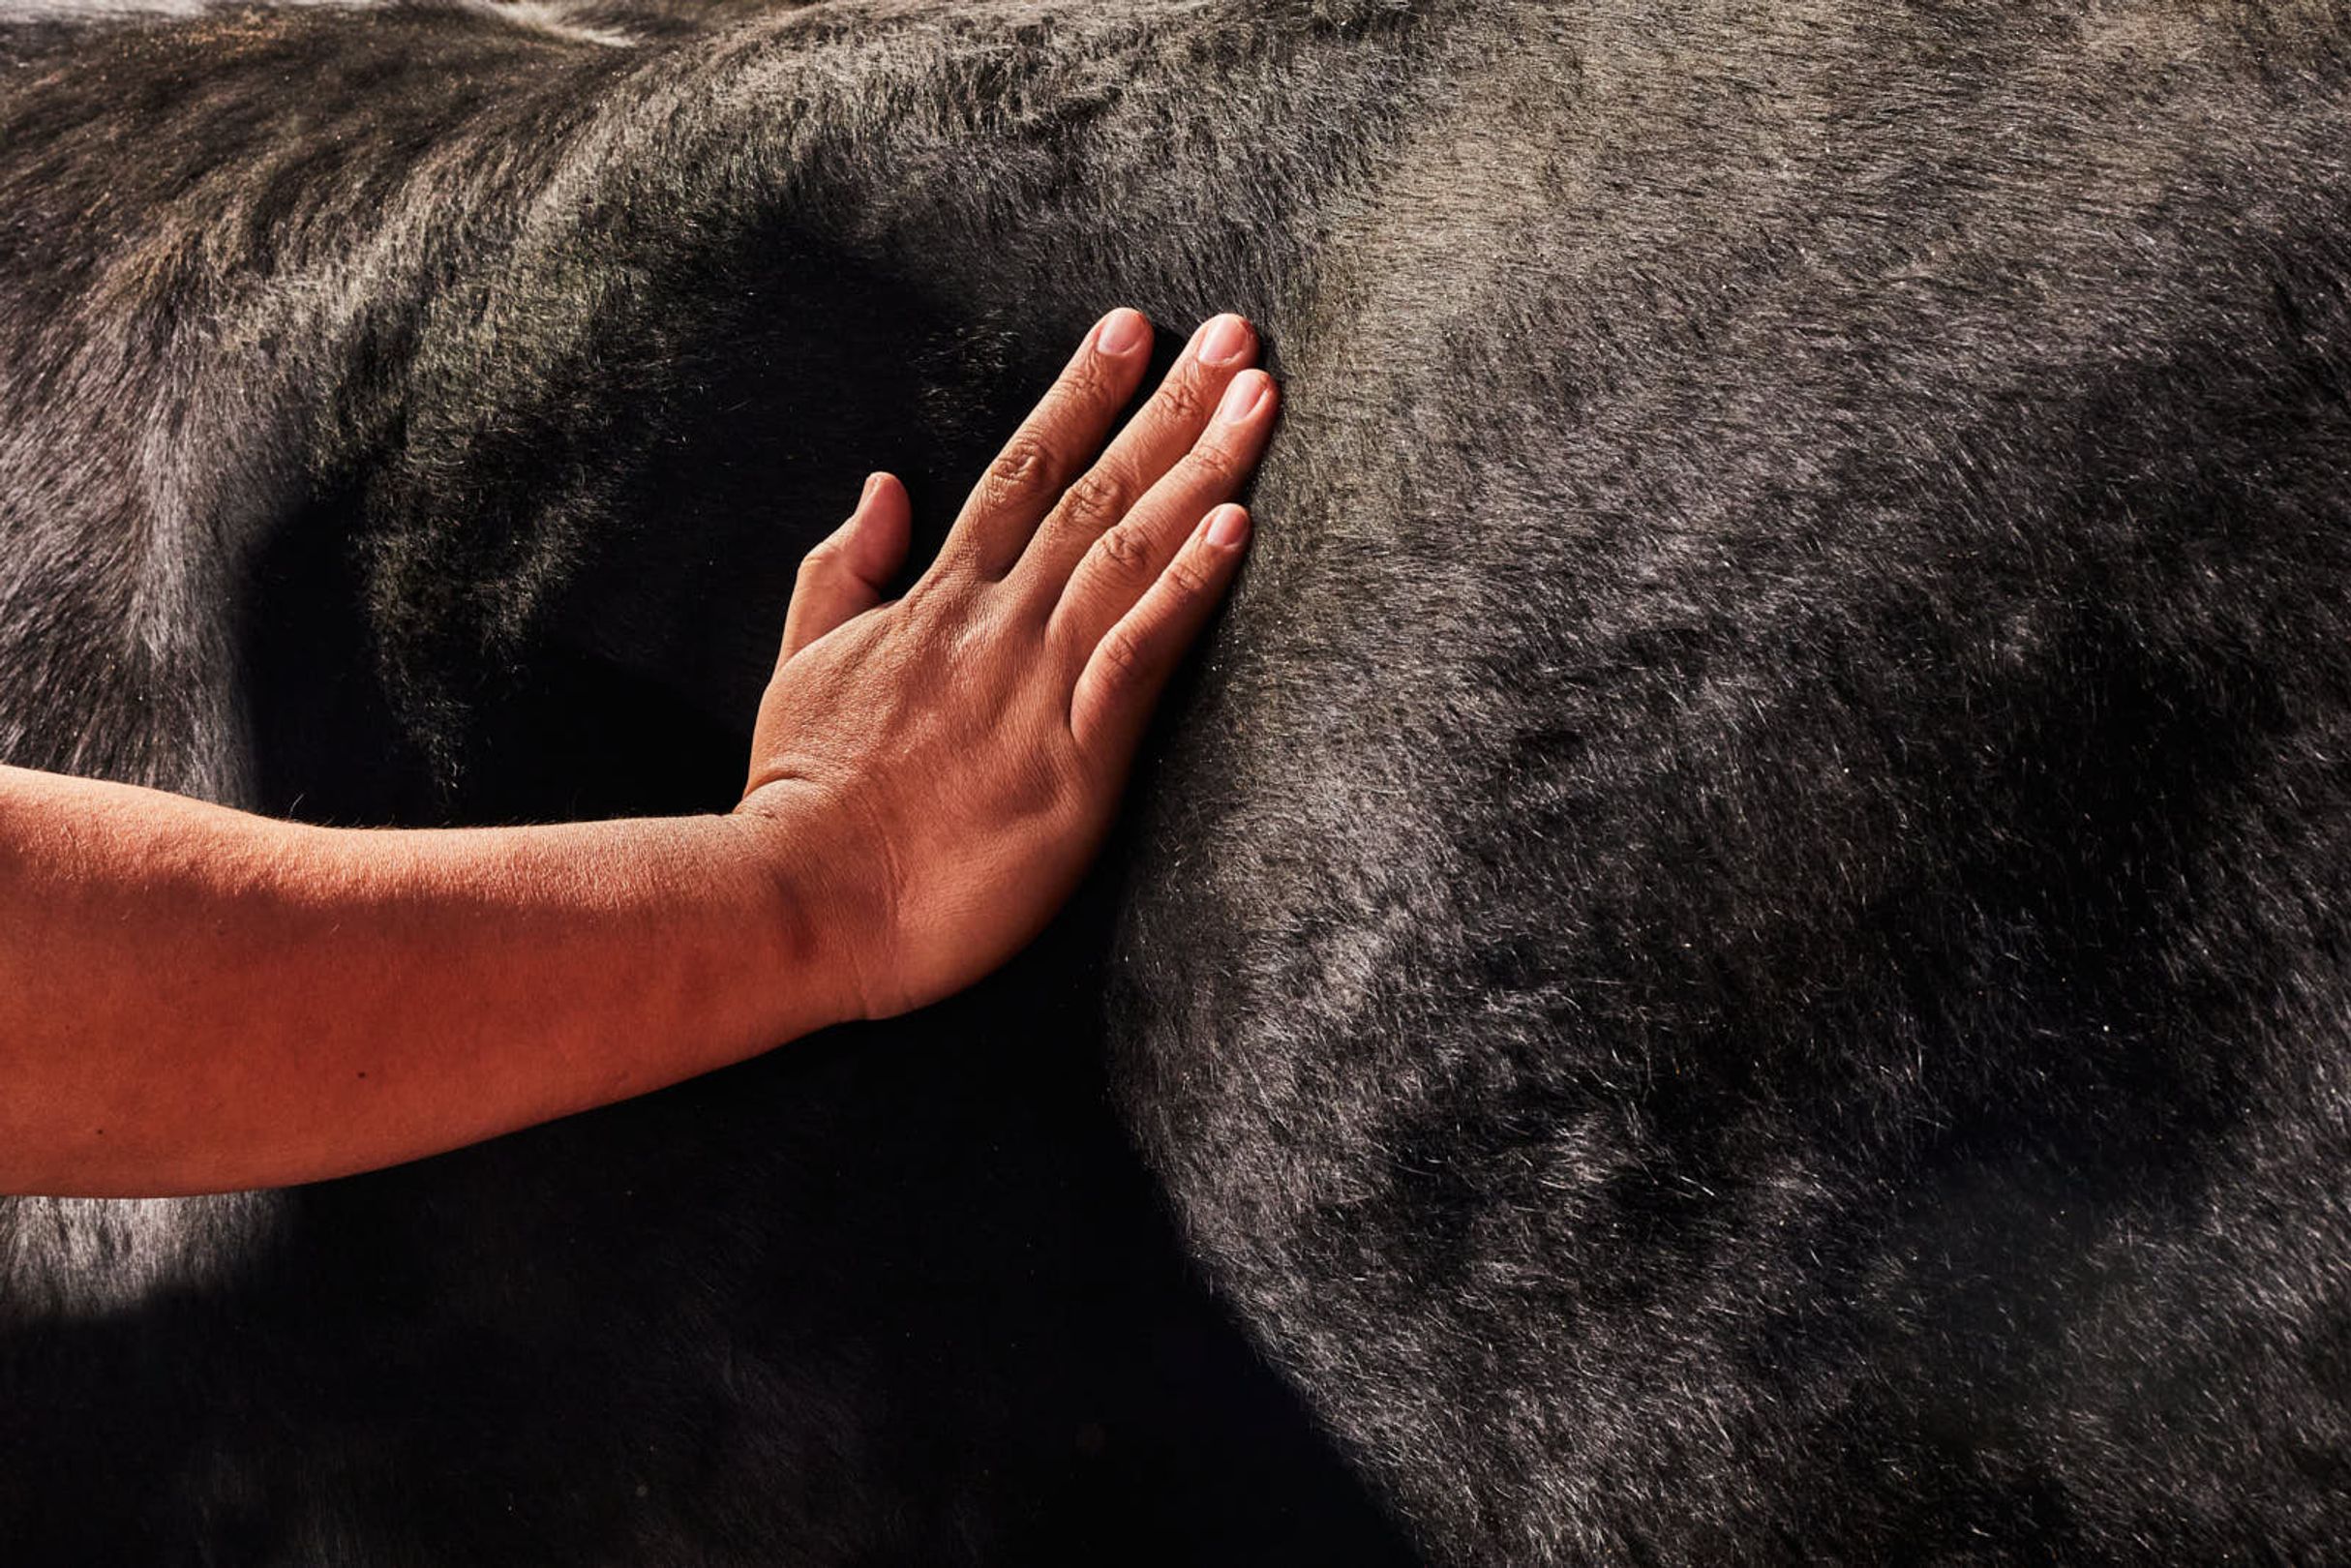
[2,0,2348,1561]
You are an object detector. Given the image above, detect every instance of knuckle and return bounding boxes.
[1161,553,1217,601]
[1093,521,1155,576]
[1095,626,1148,683]
[985,432,1059,502]
[1155,370,1214,426]
[1063,350,1119,406]
[1183,441,1241,487]
[1054,468,1128,535]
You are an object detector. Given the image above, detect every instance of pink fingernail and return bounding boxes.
[1096,308,1148,356]
[859,473,882,505]
[1205,505,1250,548]
[1199,314,1252,367]
[1217,371,1269,425]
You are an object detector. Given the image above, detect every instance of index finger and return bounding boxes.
[1009,313,1260,594]
[933,308,1154,580]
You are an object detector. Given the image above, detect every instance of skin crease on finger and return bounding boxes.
[0,308,1274,1196]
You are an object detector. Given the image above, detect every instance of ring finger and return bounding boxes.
[1011,312,1261,595]
[1047,366,1279,659]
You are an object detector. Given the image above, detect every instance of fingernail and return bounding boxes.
[1217,370,1270,425]
[1199,314,1252,367]
[1096,308,1148,357]
[859,472,882,505]
[1204,505,1251,549]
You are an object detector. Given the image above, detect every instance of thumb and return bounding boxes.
[778,473,912,664]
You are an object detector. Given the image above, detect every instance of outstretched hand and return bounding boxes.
[738,309,1278,1019]
[0,307,1275,1195]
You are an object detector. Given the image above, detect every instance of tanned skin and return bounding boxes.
[0,308,1277,1198]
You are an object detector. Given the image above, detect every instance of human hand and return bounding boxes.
[736,309,1278,1020]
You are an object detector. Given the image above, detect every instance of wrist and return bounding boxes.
[726,780,898,1026]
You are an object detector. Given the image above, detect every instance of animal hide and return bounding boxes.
[2,1,2347,1562]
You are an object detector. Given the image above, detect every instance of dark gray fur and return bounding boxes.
[3,1,2349,1562]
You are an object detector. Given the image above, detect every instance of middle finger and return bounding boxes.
[934,306,1156,580]
[1008,312,1261,596]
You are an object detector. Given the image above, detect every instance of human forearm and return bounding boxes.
[3,307,1273,1197]
[0,765,855,1196]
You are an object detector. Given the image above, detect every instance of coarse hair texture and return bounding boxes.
[2,0,2349,1563]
